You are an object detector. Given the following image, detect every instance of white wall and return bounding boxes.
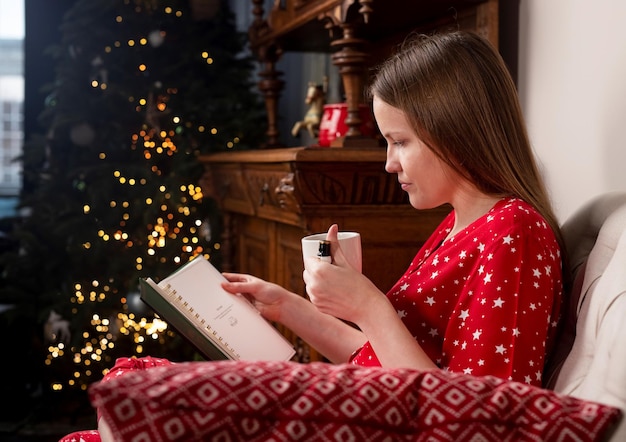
[518,0,626,222]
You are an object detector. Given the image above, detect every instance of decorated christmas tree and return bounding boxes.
[0,0,263,415]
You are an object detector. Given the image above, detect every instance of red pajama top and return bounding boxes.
[351,197,563,387]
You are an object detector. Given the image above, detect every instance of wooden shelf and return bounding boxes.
[248,0,506,148]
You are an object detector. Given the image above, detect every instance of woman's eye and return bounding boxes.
[392,140,405,147]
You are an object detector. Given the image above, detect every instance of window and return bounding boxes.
[0,0,24,216]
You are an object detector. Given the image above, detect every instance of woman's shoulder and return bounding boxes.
[489,197,557,242]
[491,197,547,224]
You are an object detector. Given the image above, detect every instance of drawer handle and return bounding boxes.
[259,183,269,206]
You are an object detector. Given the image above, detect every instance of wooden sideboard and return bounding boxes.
[199,147,450,362]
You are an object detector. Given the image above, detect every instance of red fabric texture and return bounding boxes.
[88,360,621,441]
[58,430,101,442]
[97,356,173,422]
[352,198,563,388]
[58,356,172,442]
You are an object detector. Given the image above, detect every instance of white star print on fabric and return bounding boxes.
[349,197,563,388]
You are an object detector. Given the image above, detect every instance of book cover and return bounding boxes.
[139,256,296,361]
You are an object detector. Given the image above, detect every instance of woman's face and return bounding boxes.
[374,96,459,210]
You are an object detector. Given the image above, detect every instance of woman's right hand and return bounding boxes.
[221,273,294,323]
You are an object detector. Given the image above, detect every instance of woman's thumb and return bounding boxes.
[325,224,347,266]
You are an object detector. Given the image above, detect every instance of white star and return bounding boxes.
[478,265,485,274]
[432,256,439,266]
[478,359,485,366]
[493,297,504,308]
[533,268,542,278]
[544,265,552,276]
[477,243,485,252]
[459,250,467,259]
[400,283,409,291]
[529,303,537,310]
[463,367,473,374]
[473,329,482,340]
[495,344,506,354]
[425,296,435,306]
[524,375,532,384]
[428,328,438,337]
[430,270,439,279]
[397,310,407,318]
[483,272,492,284]
[459,309,470,320]
[512,328,520,337]
[502,235,513,245]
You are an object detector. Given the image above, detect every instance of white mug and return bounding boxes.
[301,231,362,273]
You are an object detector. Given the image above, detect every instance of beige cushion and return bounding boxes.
[550,192,626,440]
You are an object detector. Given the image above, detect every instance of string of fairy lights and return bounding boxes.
[45,2,230,391]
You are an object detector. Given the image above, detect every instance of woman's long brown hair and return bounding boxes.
[369,31,567,274]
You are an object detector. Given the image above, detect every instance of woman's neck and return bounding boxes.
[446,192,504,241]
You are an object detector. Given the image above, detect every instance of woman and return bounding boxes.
[222,31,564,387]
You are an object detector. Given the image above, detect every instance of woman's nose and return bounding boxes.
[385,150,399,174]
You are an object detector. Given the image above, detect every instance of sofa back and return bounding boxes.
[546,191,626,440]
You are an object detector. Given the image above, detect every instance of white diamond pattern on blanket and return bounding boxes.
[421,372,442,391]
[197,382,221,403]
[581,403,603,421]
[360,384,381,402]
[316,380,336,395]
[221,372,244,387]
[424,407,447,425]
[292,396,314,415]
[333,425,357,442]
[384,406,403,425]
[88,360,621,442]
[465,379,490,392]
[338,398,361,418]
[269,379,290,394]
[469,406,494,420]
[534,395,557,415]
[444,387,468,406]
[171,370,196,383]
[112,397,136,422]
[377,373,401,389]
[245,390,268,410]
[145,383,171,398]
[191,410,216,426]
[163,417,185,439]
[489,390,510,410]
[286,420,308,439]
[240,417,261,435]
